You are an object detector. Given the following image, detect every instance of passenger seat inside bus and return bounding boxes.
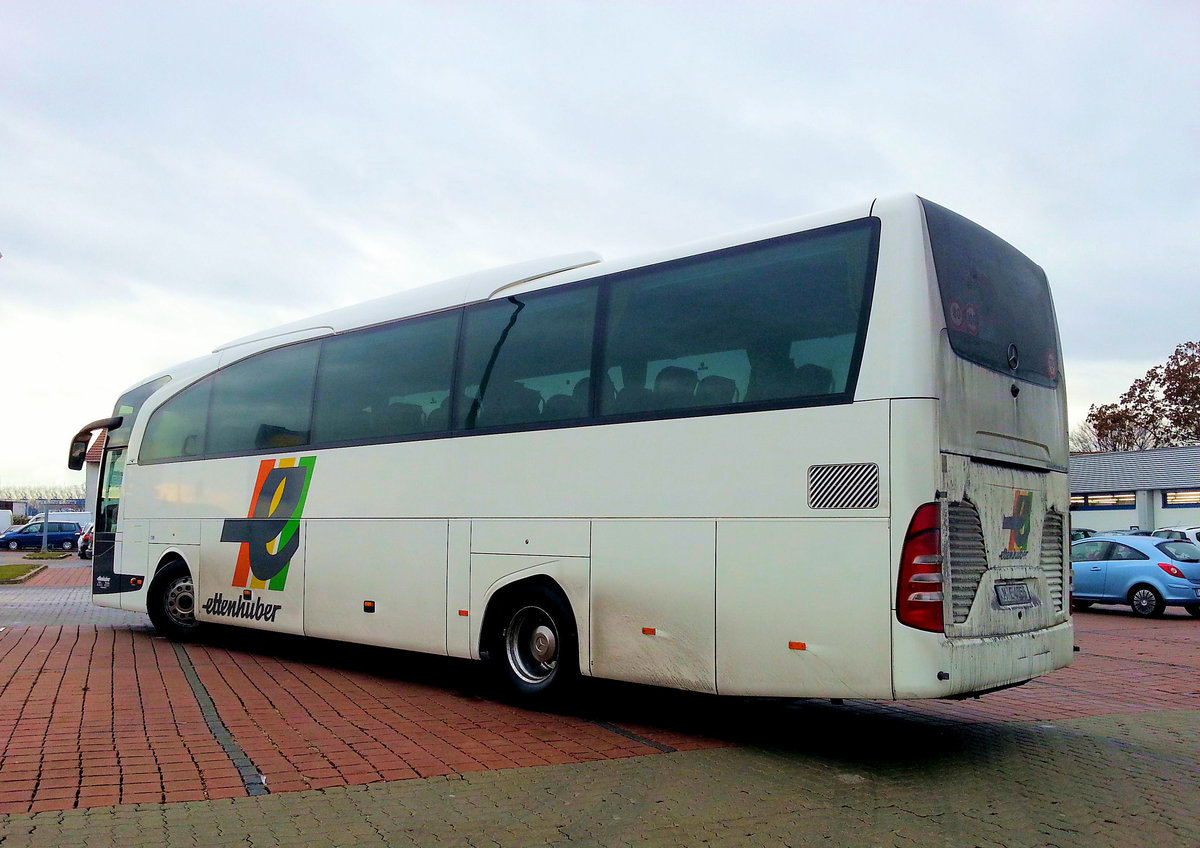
[476,380,542,427]
[653,366,699,408]
[377,401,426,436]
[746,360,834,401]
[571,375,616,416]
[542,393,581,420]
[694,375,737,406]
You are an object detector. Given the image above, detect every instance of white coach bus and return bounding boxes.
[69,194,1072,703]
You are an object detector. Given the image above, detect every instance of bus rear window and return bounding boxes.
[921,199,1059,387]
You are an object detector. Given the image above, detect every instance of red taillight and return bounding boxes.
[897,502,944,633]
[1159,563,1185,578]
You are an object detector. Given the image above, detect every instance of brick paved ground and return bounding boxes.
[21,568,91,588]
[0,580,1197,846]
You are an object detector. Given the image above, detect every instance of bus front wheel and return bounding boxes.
[148,562,203,642]
[492,585,578,703]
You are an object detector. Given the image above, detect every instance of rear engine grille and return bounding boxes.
[1040,512,1065,611]
[947,501,988,623]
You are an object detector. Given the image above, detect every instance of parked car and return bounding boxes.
[1071,527,1097,541]
[0,521,83,551]
[77,523,94,559]
[1071,535,1200,618]
[1152,526,1200,546]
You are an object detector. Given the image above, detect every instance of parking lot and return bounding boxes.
[1,562,1198,847]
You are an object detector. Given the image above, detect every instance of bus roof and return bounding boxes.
[212,197,879,358]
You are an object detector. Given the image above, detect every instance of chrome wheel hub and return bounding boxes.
[505,606,559,685]
[164,576,197,628]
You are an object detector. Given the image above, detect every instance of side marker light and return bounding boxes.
[788,641,806,651]
[458,609,469,617]
[363,601,376,613]
[642,627,656,636]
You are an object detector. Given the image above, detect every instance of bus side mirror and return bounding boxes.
[66,416,123,471]
[68,438,90,471]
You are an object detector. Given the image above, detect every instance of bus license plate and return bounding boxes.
[995,583,1032,606]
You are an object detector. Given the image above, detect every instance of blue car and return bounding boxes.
[0,521,83,552]
[1071,535,1200,618]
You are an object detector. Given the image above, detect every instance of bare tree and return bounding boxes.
[1069,421,1100,453]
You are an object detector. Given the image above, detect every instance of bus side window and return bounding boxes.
[601,222,874,416]
[207,343,320,456]
[141,377,213,462]
[455,286,597,431]
[312,311,458,444]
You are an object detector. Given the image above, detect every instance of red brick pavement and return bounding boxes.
[0,607,1196,815]
[22,567,92,588]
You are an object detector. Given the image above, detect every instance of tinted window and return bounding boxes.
[1158,540,1200,563]
[1070,540,1109,563]
[313,312,460,443]
[600,220,878,417]
[1109,543,1147,561]
[456,286,598,430]
[207,343,321,455]
[922,198,1059,387]
[107,376,172,449]
[140,378,213,462]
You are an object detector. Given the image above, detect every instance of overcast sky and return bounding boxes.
[2,1,1197,486]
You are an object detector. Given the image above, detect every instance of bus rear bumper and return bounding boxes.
[892,619,1074,699]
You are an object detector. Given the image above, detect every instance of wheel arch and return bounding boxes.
[152,548,193,578]
[147,549,195,599]
[477,573,587,673]
[1125,579,1165,604]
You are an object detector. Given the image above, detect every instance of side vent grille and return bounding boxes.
[947,501,988,623]
[808,463,880,510]
[1040,511,1065,611]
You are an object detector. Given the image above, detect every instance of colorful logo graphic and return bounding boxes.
[1001,490,1034,557]
[220,456,315,591]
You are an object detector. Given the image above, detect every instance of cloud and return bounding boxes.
[1,1,1198,483]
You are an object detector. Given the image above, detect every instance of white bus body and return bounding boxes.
[69,194,1072,702]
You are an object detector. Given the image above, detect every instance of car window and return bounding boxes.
[1157,540,1200,563]
[22,524,40,534]
[1071,540,1110,563]
[1109,543,1148,561]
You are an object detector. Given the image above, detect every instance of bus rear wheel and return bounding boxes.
[492,585,578,703]
[148,563,203,642]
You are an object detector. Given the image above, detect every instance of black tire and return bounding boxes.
[147,562,203,642]
[60,540,74,551]
[1072,601,1094,612]
[490,584,578,703]
[1184,604,1200,619]
[79,548,91,560]
[6,540,18,551]
[1128,584,1165,618]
